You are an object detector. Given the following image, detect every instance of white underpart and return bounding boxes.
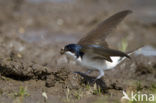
[65,51,126,69]
[105,56,125,69]
[65,51,127,79]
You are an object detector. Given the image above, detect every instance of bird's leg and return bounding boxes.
[92,69,104,83]
[85,69,93,75]
[96,69,104,80]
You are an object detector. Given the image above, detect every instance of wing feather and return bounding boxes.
[81,45,130,62]
[78,10,132,47]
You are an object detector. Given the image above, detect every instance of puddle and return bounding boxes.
[19,30,79,45]
[134,45,156,56]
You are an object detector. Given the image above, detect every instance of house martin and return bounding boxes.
[60,10,132,81]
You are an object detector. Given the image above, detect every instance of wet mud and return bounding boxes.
[0,0,156,103]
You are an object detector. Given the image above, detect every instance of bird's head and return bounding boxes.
[60,44,83,58]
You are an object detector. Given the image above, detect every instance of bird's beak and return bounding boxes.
[60,48,65,55]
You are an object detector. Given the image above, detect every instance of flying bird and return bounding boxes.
[60,10,132,81]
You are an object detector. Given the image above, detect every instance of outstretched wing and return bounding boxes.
[78,10,132,48]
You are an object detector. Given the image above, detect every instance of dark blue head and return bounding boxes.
[62,44,84,58]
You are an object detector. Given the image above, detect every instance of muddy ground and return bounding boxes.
[0,0,156,103]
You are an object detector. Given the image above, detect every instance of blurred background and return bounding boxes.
[0,0,155,103]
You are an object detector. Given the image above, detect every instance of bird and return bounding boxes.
[60,10,132,81]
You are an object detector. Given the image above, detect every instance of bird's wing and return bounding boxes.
[81,45,130,62]
[78,10,132,48]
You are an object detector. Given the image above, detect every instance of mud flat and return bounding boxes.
[0,0,155,103]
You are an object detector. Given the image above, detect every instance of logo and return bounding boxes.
[122,91,155,102]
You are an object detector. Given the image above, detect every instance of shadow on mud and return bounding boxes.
[74,71,108,93]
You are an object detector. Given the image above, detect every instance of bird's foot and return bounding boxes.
[90,78,98,84]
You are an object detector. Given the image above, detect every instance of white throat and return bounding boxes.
[65,51,76,59]
[65,51,82,62]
